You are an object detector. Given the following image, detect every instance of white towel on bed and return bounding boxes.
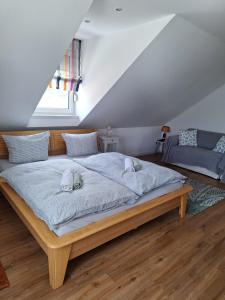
[60,168,75,192]
[124,157,142,172]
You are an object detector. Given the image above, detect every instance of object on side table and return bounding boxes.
[106,125,113,137]
[99,135,119,152]
[161,125,170,139]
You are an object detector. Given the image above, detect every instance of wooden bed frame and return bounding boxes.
[0,129,192,289]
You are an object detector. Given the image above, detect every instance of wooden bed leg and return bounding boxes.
[48,245,71,289]
[179,194,187,219]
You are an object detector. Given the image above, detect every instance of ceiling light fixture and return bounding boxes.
[84,19,91,23]
[115,8,123,12]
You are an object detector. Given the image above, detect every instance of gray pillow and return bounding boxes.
[62,132,98,157]
[2,132,50,164]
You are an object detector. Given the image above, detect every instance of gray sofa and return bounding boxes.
[162,129,225,181]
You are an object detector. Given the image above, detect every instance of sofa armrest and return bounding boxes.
[162,135,179,162]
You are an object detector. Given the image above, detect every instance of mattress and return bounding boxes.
[54,181,183,236]
[0,155,84,172]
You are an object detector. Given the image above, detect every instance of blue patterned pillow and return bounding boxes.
[2,132,50,164]
[213,136,225,153]
[179,129,197,146]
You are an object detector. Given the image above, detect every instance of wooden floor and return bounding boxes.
[1,154,225,299]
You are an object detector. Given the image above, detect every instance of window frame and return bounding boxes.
[33,90,76,117]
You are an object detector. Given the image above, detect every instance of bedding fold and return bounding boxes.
[74,152,186,196]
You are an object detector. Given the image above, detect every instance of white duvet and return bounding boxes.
[0,159,138,229]
[74,152,186,196]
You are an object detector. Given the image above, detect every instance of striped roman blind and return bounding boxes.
[49,39,82,92]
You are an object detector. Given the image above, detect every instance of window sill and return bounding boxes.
[28,115,80,127]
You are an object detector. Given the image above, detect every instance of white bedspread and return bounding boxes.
[54,181,183,236]
[74,152,186,196]
[0,159,138,229]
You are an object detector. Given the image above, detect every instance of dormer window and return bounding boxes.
[34,39,82,116]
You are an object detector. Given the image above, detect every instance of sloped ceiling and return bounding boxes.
[81,16,225,128]
[0,0,93,129]
[77,16,174,122]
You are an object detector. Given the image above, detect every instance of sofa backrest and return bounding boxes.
[197,129,224,150]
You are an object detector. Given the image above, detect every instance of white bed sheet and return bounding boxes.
[54,181,183,236]
[0,154,102,172]
[0,155,78,172]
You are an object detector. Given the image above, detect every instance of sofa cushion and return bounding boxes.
[168,145,223,174]
[197,129,223,150]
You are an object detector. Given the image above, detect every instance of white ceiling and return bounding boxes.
[77,0,225,42]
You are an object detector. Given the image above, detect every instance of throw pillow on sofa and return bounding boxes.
[213,136,225,153]
[179,129,198,147]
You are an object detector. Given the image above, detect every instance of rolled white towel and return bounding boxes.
[125,157,142,173]
[61,168,74,192]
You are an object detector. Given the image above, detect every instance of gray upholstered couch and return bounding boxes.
[162,129,225,181]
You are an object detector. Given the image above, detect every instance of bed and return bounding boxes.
[0,129,192,289]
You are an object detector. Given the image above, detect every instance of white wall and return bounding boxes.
[168,82,225,134]
[98,126,161,156]
[77,15,174,122]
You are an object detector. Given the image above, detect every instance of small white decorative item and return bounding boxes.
[106,125,113,137]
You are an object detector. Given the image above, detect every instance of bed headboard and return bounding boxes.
[0,129,96,159]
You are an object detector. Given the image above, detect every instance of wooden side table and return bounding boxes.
[99,136,119,152]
